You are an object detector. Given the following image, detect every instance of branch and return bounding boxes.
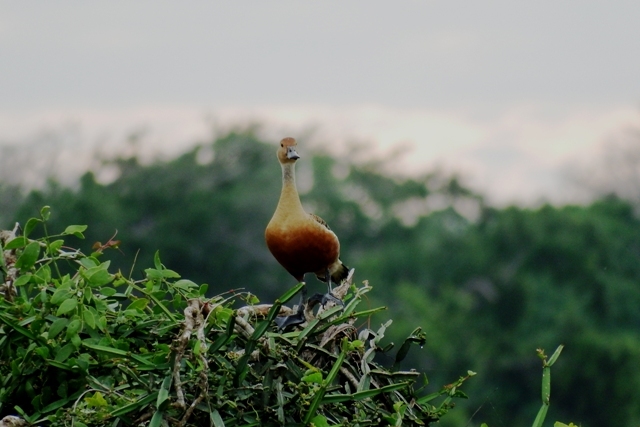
[0,223,21,302]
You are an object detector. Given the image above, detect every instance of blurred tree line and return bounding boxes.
[2,131,640,427]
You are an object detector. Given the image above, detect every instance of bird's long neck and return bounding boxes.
[274,162,305,218]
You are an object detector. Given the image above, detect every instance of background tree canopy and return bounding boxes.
[2,131,640,427]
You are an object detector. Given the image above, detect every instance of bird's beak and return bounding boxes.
[287,147,300,160]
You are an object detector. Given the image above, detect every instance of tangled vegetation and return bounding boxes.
[0,207,474,426]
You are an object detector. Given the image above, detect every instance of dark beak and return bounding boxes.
[287,147,300,160]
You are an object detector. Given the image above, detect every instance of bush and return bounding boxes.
[0,207,471,426]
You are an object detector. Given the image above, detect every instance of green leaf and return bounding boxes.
[145,268,163,280]
[56,298,78,316]
[149,410,164,427]
[79,257,98,268]
[51,288,75,305]
[322,382,411,403]
[48,318,69,339]
[48,239,64,254]
[40,391,84,414]
[100,286,117,297]
[128,298,149,311]
[15,241,40,270]
[393,327,426,370]
[85,391,108,407]
[34,264,51,284]
[75,353,90,372]
[34,346,50,359]
[310,415,330,427]
[532,404,549,427]
[153,250,162,270]
[13,406,32,424]
[215,307,233,324]
[40,205,51,221]
[3,236,28,249]
[83,343,127,357]
[156,375,172,408]
[97,316,107,332]
[55,343,75,362]
[110,391,158,417]
[82,342,155,366]
[173,279,197,290]
[276,282,306,305]
[211,410,225,427]
[62,224,88,239]
[83,265,114,287]
[349,339,364,350]
[547,344,564,367]
[23,217,42,238]
[66,319,82,338]
[0,312,41,343]
[199,283,209,296]
[162,269,181,278]
[13,274,32,287]
[38,287,48,304]
[302,372,323,384]
[83,308,96,329]
[59,276,74,289]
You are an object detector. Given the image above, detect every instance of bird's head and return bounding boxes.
[277,137,300,164]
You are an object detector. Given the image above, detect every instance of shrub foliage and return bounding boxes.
[0,207,471,426]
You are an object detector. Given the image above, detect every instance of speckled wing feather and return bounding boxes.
[309,213,331,230]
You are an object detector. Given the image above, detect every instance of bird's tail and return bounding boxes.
[316,260,350,284]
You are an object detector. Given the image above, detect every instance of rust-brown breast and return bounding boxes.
[265,218,340,282]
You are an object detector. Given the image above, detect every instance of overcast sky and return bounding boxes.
[1,2,639,204]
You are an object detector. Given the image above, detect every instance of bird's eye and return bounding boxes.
[280,144,283,147]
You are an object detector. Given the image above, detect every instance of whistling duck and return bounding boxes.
[265,137,349,329]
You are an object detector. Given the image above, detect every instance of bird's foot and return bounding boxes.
[309,292,344,308]
[274,311,307,331]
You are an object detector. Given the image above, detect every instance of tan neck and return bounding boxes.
[274,162,305,218]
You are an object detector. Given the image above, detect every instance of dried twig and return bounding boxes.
[0,415,28,427]
[169,298,213,427]
[234,315,255,338]
[179,313,209,425]
[0,223,21,302]
[340,366,360,390]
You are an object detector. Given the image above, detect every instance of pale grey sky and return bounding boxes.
[1,1,639,204]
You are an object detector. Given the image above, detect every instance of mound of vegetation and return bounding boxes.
[0,207,473,426]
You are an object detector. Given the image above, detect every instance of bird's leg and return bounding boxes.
[274,282,307,330]
[309,268,344,308]
[322,267,344,307]
[297,283,307,314]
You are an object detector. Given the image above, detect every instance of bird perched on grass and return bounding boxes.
[265,137,349,329]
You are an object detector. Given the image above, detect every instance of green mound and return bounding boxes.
[0,207,471,426]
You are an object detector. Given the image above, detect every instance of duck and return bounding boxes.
[265,137,349,329]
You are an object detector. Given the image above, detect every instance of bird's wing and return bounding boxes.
[309,213,331,230]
